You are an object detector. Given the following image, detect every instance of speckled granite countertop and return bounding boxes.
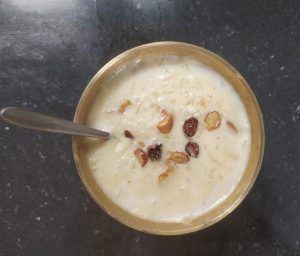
[0,0,299,255]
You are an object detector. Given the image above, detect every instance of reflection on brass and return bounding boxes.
[72,42,265,235]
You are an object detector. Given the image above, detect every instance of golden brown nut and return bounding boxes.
[134,148,148,167]
[119,99,132,113]
[158,165,175,182]
[157,113,173,134]
[204,111,221,131]
[169,151,189,164]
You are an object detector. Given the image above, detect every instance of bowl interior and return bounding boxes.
[72,42,264,235]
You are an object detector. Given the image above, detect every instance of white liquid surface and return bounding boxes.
[86,55,251,223]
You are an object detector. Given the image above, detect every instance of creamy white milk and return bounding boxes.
[86,55,251,223]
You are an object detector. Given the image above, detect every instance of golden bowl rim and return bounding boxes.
[72,41,265,235]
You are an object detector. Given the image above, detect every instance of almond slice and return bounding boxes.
[169,151,189,164]
[134,148,148,167]
[226,120,238,133]
[119,99,132,113]
[157,113,173,134]
[204,111,221,131]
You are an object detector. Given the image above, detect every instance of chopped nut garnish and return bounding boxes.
[185,141,200,158]
[124,130,134,139]
[157,113,173,134]
[226,120,238,133]
[138,141,145,147]
[147,144,162,160]
[204,111,221,131]
[119,99,132,113]
[169,151,189,164]
[158,165,175,182]
[183,117,198,137]
[134,148,148,167]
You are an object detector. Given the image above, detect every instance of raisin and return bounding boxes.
[147,144,162,160]
[124,130,134,139]
[183,117,198,137]
[185,141,200,158]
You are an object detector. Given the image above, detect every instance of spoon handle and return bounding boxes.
[0,107,110,139]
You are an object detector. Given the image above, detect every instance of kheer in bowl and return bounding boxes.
[72,42,264,235]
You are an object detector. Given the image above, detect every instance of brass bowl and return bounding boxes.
[72,42,264,235]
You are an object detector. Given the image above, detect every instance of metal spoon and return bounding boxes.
[0,107,111,140]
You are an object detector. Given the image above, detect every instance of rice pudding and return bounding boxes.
[85,55,251,223]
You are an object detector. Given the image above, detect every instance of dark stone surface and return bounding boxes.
[0,0,299,255]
